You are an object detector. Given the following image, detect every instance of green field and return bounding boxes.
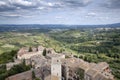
[0,28,120,80]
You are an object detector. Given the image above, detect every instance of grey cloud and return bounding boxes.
[0,5,16,12]
[9,0,33,6]
[86,12,97,17]
[9,0,38,9]
[0,0,39,12]
[0,0,94,18]
[61,0,92,8]
[0,1,16,11]
[0,0,93,12]
[103,0,120,9]
[0,13,22,18]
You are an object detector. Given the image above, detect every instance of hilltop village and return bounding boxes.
[5,46,114,80]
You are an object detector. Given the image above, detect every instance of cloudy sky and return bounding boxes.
[0,0,120,25]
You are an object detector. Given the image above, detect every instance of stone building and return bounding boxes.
[85,62,114,80]
[46,53,65,59]
[51,57,62,80]
[62,58,89,80]
[6,59,22,70]
[17,46,44,60]
[5,70,32,80]
[5,46,114,80]
[61,58,114,80]
[46,48,56,54]
[30,55,50,69]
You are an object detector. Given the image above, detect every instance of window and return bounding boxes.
[57,60,59,62]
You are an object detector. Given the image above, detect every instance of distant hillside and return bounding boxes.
[0,23,120,32]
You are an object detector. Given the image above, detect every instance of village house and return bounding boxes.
[51,57,62,80]
[5,46,114,80]
[85,62,114,80]
[61,58,90,80]
[17,46,45,60]
[46,53,65,59]
[30,55,50,69]
[61,58,114,80]
[6,59,22,70]
[5,70,32,80]
[46,48,56,54]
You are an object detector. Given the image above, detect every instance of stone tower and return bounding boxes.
[51,57,61,80]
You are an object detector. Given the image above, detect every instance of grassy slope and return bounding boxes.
[0,29,120,79]
[0,32,74,55]
[49,29,120,80]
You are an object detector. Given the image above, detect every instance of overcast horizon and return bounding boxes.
[0,0,120,25]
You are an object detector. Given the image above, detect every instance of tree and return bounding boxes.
[36,47,38,51]
[35,78,41,80]
[77,68,84,80]
[42,49,46,56]
[32,71,35,79]
[29,47,32,52]
[7,63,31,77]
[0,50,18,64]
